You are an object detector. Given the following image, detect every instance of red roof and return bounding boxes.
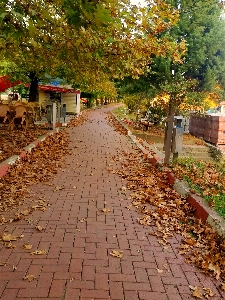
[24,83,80,94]
[0,76,80,94]
[0,76,21,92]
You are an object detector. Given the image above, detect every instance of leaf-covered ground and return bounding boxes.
[0,111,89,223]
[0,109,225,298]
[0,125,49,163]
[107,112,225,292]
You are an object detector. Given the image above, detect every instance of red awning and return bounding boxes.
[25,83,80,94]
[0,76,21,92]
[38,84,80,94]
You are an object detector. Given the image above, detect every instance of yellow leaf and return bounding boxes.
[110,250,123,258]
[36,226,44,231]
[101,208,111,213]
[1,233,18,242]
[157,269,163,273]
[23,274,36,282]
[22,243,32,250]
[31,249,47,255]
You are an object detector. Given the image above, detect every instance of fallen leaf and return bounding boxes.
[54,186,64,191]
[189,286,203,299]
[157,269,164,273]
[23,274,36,282]
[21,243,32,250]
[1,233,19,242]
[36,226,44,231]
[31,249,47,255]
[79,218,87,223]
[221,283,225,291]
[203,287,214,298]
[110,250,123,258]
[101,208,111,213]
[208,263,220,280]
[21,210,30,216]
[6,242,16,249]
[126,205,132,210]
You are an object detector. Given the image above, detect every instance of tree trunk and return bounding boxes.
[28,72,39,102]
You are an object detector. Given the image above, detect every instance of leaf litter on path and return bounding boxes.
[107,112,225,297]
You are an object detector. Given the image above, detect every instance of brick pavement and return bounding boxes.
[0,106,224,300]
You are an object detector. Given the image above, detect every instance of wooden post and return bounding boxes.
[164,115,174,164]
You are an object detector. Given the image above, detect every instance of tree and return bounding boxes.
[167,0,225,94]
[0,0,186,101]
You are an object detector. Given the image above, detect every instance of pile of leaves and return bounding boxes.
[107,112,128,135]
[109,150,225,287]
[0,130,70,223]
[171,158,225,218]
[0,126,49,163]
[67,110,89,127]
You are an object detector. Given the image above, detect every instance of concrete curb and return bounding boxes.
[112,112,225,239]
[0,128,60,179]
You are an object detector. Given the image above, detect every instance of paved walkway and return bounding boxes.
[0,106,224,300]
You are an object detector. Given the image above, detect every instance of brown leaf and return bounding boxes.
[208,263,220,280]
[203,287,214,298]
[189,286,203,298]
[21,210,30,216]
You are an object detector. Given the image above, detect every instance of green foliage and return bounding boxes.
[172,157,225,218]
[167,0,225,93]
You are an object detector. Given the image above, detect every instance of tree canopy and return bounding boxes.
[117,0,225,114]
[0,0,186,100]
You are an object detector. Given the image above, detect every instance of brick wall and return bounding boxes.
[189,114,225,145]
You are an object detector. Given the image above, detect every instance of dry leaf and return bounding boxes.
[208,263,221,280]
[22,243,32,250]
[157,269,163,273]
[23,274,36,282]
[36,226,44,231]
[126,205,132,210]
[189,286,203,299]
[221,283,225,291]
[12,265,17,271]
[1,233,19,242]
[79,218,87,223]
[21,210,30,216]
[203,287,214,298]
[110,250,123,258]
[120,187,126,194]
[0,262,6,266]
[6,242,16,249]
[101,208,111,213]
[31,249,47,255]
[54,186,64,191]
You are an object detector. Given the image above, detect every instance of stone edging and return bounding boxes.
[0,128,60,179]
[112,112,225,239]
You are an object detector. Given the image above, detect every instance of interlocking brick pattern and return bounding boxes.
[0,107,224,300]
